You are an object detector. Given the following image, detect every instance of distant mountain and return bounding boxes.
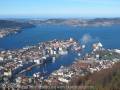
[29,18,120,27]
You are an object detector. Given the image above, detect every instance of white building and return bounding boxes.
[0,57,3,61]
[58,77,70,83]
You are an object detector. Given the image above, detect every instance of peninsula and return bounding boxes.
[0,20,35,38]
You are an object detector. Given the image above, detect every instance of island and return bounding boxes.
[29,18,120,27]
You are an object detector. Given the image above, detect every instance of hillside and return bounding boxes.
[0,20,34,29]
[0,20,35,38]
[29,18,120,27]
[70,62,120,90]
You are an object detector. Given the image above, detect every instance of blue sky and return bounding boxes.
[0,0,120,18]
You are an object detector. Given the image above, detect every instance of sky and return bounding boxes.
[0,0,120,18]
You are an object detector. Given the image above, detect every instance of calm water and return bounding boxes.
[0,24,120,76]
[0,24,120,49]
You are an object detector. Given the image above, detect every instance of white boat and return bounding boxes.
[52,57,56,63]
[78,53,81,56]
